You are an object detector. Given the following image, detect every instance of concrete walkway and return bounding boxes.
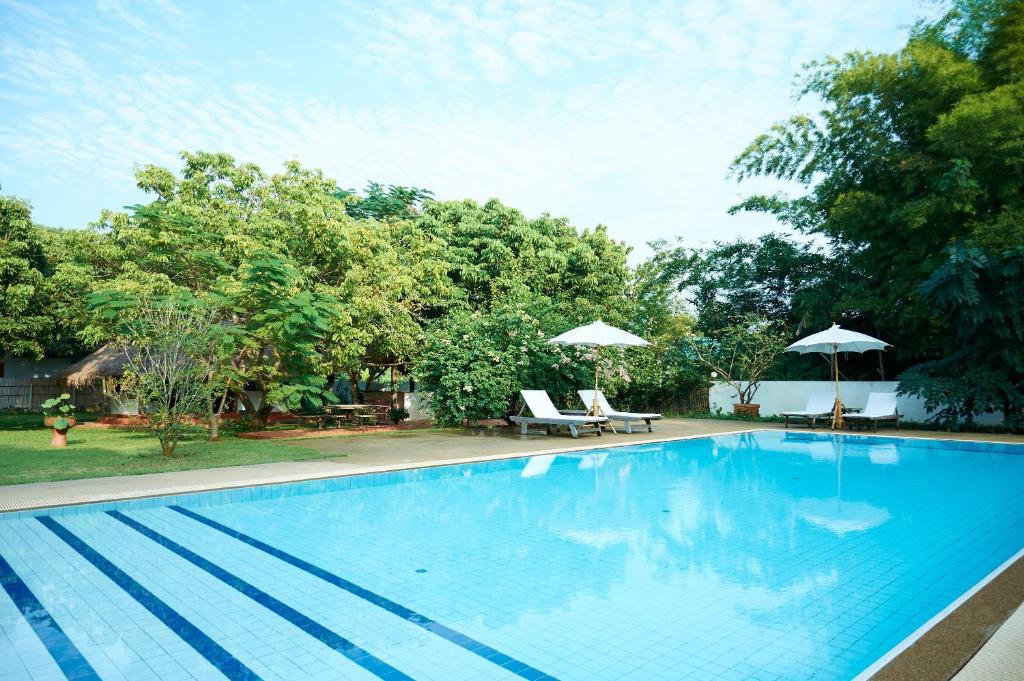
[0,419,766,512]
[2,419,1022,513]
[954,603,1024,680]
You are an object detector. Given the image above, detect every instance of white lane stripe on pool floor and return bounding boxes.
[124,507,525,681]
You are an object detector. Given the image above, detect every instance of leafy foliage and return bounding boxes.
[726,0,1024,425]
[0,195,95,359]
[414,304,593,426]
[686,317,789,405]
[41,393,75,431]
[335,182,433,220]
[652,233,830,333]
[117,296,215,456]
[899,245,1024,430]
[0,194,49,358]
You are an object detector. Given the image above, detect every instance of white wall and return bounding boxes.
[709,380,1004,426]
[108,396,140,415]
[237,391,284,413]
[406,392,430,420]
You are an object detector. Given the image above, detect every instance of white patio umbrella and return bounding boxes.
[548,321,650,425]
[785,323,890,429]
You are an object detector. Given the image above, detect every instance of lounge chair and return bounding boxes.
[510,390,607,438]
[578,390,662,434]
[843,392,900,432]
[782,390,836,429]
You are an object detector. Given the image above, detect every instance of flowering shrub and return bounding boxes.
[414,305,601,426]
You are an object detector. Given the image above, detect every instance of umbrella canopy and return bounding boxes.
[785,323,890,429]
[786,323,890,354]
[548,321,650,429]
[547,320,650,348]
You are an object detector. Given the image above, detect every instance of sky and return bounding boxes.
[0,0,938,260]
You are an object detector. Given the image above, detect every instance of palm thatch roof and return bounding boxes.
[63,345,134,386]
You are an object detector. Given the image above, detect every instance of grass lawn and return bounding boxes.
[0,415,345,486]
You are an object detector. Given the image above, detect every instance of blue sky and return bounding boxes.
[1,0,936,258]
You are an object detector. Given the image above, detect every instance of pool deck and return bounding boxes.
[2,419,1021,514]
[0,419,768,512]
[1,418,1023,680]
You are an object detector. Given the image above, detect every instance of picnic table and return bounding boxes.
[324,404,378,427]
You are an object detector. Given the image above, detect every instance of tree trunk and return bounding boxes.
[160,431,177,457]
[348,369,363,403]
[236,386,272,430]
[390,366,398,410]
[208,395,220,441]
[255,400,274,429]
[237,390,257,414]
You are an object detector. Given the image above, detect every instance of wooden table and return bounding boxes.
[324,404,373,427]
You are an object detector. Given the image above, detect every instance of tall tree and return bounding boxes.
[335,182,433,220]
[899,245,1024,430]
[652,233,831,334]
[728,0,1024,424]
[0,194,50,359]
[0,195,96,359]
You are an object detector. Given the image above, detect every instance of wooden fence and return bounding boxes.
[0,378,103,411]
[638,386,710,415]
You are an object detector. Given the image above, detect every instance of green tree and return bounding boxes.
[615,258,708,412]
[0,195,96,360]
[224,258,338,427]
[686,317,789,406]
[0,194,50,358]
[414,301,597,427]
[117,296,214,456]
[729,0,1023,364]
[652,233,831,333]
[335,182,433,220]
[899,245,1024,430]
[726,0,1024,424]
[414,198,631,319]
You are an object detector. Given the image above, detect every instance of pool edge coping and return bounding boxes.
[4,426,1023,515]
[855,547,1024,681]
[1,426,771,514]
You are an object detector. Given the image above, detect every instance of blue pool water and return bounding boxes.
[1,431,1023,681]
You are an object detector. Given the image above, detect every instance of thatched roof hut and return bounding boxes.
[63,345,134,387]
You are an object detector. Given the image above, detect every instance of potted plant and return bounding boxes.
[686,316,788,419]
[42,393,76,447]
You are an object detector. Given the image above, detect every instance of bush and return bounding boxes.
[414,304,597,427]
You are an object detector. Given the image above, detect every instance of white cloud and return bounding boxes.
[0,0,936,258]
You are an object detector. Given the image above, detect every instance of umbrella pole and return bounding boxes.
[832,345,844,430]
[592,347,615,434]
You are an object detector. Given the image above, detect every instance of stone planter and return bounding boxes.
[43,416,76,428]
[50,426,69,447]
[733,403,761,418]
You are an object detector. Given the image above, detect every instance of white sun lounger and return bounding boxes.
[510,390,607,438]
[782,390,836,429]
[578,390,662,434]
[844,392,900,432]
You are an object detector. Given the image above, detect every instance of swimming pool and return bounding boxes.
[1,431,1022,681]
